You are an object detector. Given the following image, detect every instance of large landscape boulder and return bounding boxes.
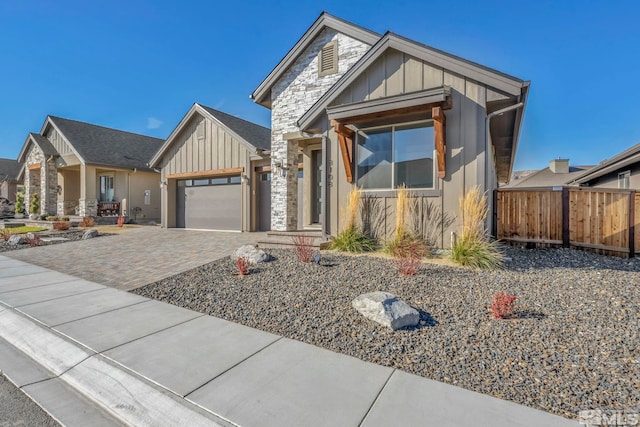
[352,291,419,331]
[8,235,24,245]
[233,244,271,264]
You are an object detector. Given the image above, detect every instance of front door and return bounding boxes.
[258,172,271,231]
[311,149,322,224]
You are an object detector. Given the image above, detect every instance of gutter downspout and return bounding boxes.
[485,102,524,237]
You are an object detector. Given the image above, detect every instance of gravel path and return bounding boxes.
[133,247,640,420]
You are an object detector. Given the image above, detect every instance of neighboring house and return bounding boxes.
[504,159,592,188]
[568,142,640,189]
[0,158,21,200]
[150,103,271,231]
[251,12,529,247]
[17,116,163,219]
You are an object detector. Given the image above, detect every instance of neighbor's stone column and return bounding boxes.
[41,157,57,216]
[270,139,299,231]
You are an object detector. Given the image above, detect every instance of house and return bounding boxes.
[17,116,163,220]
[504,159,592,188]
[568,142,640,189]
[149,103,271,231]
[251,12,529,247]
[0,158,21,201]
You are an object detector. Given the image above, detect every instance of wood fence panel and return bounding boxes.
[496,187,635,257]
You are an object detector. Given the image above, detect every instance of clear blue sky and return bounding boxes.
[1,0,639,171]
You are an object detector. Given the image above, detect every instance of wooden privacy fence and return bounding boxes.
[494,187,640,257]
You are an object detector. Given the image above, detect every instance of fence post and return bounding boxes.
[630,190,636,258]
[562,187,570,248]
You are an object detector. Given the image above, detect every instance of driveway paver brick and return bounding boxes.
[4,227,266,290]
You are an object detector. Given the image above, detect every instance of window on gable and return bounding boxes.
[356,121,435,190]
[618,171,631,189]
[318,40,338,77]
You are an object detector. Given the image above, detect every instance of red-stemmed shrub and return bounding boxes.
[79,216,95,228]
[491,292,517,319]
[237,257,250,276]
[1,229,10,242]
[24,234,42,247]
[291,234,315,263]
[117,216,125,227]
[53,220,70,231]
[393,240,427,276]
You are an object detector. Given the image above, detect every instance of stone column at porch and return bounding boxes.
[79,164,98,217]
[41,157,58,216]
[270,138,299,231]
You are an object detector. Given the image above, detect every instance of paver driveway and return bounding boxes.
[4,227,266,290]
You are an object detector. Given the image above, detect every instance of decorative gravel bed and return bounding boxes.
[132,247,640,420]
[0,229,109,253]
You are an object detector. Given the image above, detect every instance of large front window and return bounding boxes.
[99,175,114,201]
[356,121,434,189]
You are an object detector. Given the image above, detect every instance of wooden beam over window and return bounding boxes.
[27,163,41,170]
[432,106,446,179]
[167,167,243,180]
[331,119,355,183]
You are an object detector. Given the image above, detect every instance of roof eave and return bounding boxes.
[251,12,381,108]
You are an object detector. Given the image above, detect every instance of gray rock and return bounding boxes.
[147,220,157,226]
[232,244,270,264]
[8,235,24,245]
[26,232,36,240]
[82,229,99,240]
[352,291,419,330]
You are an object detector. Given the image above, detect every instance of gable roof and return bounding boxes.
[149,103,271,168]
[47,116,164,170]
[298,31,529,130]
[17,132,59,164]
[0,158,21,182]
[568,142,640,185]
[504,165,593,188]
[250,12,380,108]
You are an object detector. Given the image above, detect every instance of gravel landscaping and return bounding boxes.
[0,229,109,253]
[133,247,640,420]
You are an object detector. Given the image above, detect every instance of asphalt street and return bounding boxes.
[0,373,59,427]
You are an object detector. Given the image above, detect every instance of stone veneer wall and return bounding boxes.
[269,28,370,230]
[23,144,58,216]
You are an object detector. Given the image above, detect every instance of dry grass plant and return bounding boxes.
[451,186,503,269]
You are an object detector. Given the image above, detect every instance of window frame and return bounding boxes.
[355,119,439,196]
[618,170,631,189]
[98,174,115,202]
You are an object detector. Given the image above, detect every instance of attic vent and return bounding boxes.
[318,40,338,77]
[196,120,205,139]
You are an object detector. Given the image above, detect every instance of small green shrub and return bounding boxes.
[30,194,40,215]
[45,216,59,221]
[14,191,25,214]
[61,216,70,221]
[330,225,377,253]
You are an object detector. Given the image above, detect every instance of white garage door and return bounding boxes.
[176,176,241,230]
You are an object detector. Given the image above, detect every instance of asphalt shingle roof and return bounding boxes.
[49,116,164,170]
[0,158,21,181]
[200,105,271,151]
[505,165,593,188]
[29,133,58,156]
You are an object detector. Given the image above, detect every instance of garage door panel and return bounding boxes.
[178,181,241,230]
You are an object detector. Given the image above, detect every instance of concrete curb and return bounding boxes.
[0,308,232,427]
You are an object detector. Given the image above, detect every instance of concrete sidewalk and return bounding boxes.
[0,255,579,427]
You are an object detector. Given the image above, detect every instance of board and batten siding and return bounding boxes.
[326,48,500,248]
[44,126,73,156]
[159,113,254,230]
[161,115,249,175]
